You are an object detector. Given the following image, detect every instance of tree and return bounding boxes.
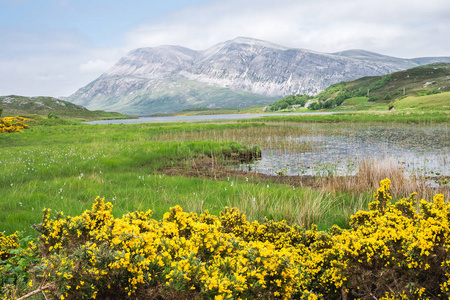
[308,102,321,110]
[322,99,335,109]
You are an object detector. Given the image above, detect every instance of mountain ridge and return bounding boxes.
[67,37,450,116]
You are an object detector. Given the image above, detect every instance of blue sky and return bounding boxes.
[1,0,449,97]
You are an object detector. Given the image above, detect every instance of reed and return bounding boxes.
[322,157,449,199]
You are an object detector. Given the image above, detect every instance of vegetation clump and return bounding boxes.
[267,63,450,111]
[1,179,449,299]
[0,116,33,133]
[268,94,313,111]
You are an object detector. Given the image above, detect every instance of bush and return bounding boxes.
[48,112,60,119]
[0,116,33,133]
[269,94,312,111]
[322,99,335,109]
[308,102,321,110]
[2,180,449,300]
[368,95,382,102]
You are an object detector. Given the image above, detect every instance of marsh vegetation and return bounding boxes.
[0,113,449,299]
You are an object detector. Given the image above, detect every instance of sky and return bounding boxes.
[1,0,449,97]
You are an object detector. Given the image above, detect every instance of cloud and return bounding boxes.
[124,0,450,58]
[79,59,114,74]
[0,29,125,97]
[1,0,449,97]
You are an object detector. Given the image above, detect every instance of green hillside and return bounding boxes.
[0,95,135,120]
[267,63,450,112]
[312,63,450,110]
[391,91,450,110]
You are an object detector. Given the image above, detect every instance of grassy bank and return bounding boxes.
[246,110,449,124]
[1,119,381,236]
[2,117,448,237]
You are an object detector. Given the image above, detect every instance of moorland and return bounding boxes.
[0,74,449,299]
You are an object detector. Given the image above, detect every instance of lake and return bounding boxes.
[237,124,449,184]
[85,111,341,124]
[86,114,448,186]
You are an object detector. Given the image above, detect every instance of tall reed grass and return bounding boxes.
[321,157,449,200]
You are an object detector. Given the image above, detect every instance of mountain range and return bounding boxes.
[67,37,450,116]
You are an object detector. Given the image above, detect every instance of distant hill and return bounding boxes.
[304,63,450,110]
[0,95,134,120]
[66,37,450,116]
[1,95,87,114]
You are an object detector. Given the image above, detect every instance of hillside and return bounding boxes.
[67,37,450,116]
[298,63,450,110]
[0,95,134,120]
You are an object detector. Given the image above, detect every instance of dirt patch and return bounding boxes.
[157,156,450,198]
[158,156,321,188]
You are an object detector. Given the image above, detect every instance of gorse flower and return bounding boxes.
[0,116,34,133]
[2,179,449,299]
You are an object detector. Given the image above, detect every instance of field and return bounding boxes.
[1,112,449,299]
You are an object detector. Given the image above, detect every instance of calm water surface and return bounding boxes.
[86,115,448,183]
[238,125,449,181]
[86,112,340,124]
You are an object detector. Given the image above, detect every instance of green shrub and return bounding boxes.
[48,112,60,119]
[308,102,321,110]
[368,95,382,102]
[322,99,335,109]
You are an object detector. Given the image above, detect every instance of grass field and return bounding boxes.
[0,119,380,236]
[2,114,448,237]
[392,91,450,110]
[1,113,449,299]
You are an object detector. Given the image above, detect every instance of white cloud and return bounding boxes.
[79,59,114,74]
[124,0,450,58]
[0,28,127,97]
[1,0,449,97]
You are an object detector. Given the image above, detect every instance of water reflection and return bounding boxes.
[238,125,449,183]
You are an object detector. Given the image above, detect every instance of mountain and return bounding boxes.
[67,37,450,116]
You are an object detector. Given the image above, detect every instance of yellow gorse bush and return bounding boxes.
[0,232,20,261]
[0,116,33,133]
[2,179,449,299]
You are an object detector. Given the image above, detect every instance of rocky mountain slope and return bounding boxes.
[67,37,450,116]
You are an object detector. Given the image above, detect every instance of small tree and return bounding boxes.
[48,112,59,119]
[322,99,335,109]
[308,102,321,110]
[0,106,3,117]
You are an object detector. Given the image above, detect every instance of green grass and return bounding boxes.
[243,110,449,124]
[0,120,372,236]
[3,114,445,237]
[393,92,450,110]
